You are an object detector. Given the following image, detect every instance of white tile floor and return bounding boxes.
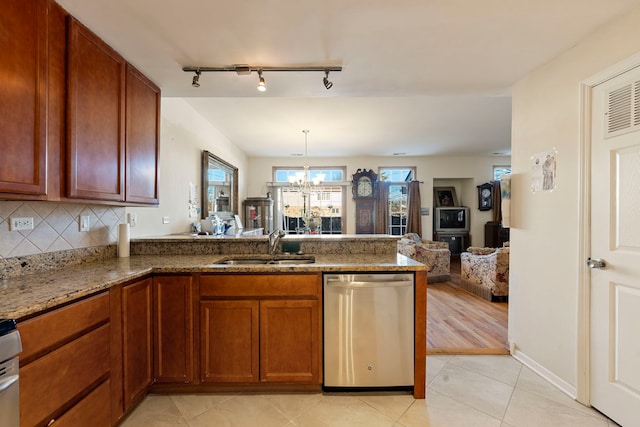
[121,355,620,427]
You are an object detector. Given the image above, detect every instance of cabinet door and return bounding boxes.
[122,278,153,409]
[153,275,194,383]
[67,17,125,201]
[200,300,259,383]
[126,65,160,204]
[260,299,321,383]
[0,0,47,196]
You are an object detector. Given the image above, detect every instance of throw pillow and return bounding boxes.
[404,233,422,243]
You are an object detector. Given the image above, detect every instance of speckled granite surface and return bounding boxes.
[131,234,399,256]
[0,245,425,321]
[0,246,116,279]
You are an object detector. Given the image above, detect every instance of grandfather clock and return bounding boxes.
[352,169,378,234]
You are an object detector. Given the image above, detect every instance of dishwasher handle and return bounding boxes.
[325,280,412,288]
[0,374,18,393]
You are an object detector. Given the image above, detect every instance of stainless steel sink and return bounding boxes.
[270,258,315,264]
[217,256,315,265]
[221,259,271,265]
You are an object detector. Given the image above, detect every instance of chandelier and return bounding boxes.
[288,130,325,233]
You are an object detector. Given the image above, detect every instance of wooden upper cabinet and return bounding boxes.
[0,0,48,197]
[1,3,160,204]
[67,17,126,202]
[126,65,160,204]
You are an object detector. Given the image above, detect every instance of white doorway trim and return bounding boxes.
[577,51,640,406]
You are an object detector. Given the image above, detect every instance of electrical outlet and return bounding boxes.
[79,215,90,232]
[162,216,170,224]
[10,217,34,231]
[127,213,137,227]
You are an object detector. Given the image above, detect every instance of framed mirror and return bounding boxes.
[201,150,238,219]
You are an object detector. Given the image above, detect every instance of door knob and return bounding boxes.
[587,258,607,269]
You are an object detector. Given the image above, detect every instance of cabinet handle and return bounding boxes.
[47,420,56,426]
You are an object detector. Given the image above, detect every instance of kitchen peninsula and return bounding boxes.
[0,234,427,426]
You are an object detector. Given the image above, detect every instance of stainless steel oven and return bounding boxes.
[0,319,22,427]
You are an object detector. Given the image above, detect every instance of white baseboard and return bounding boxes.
[512,348,577,400]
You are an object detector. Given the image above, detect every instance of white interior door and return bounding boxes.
[590,68,640,427]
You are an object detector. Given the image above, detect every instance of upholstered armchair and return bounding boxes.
[397,233,451,282]
[460,246,510,301]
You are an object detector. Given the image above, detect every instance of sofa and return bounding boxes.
[397,233,451,282]
[460,246,510,301]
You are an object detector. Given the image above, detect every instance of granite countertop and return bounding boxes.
[0,253,425,320]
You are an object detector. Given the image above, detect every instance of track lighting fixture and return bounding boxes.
[257,70,266,92]
[183,64,342,90]
[192,70,201,88]
[323,70,333,89]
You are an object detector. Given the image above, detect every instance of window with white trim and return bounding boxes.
[271,167,346,234]
[493,165,511,181]
[379,167,415,236]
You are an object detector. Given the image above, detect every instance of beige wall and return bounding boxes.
[246,155,509,240]
[510,5,640,393]
[127,98,248,237]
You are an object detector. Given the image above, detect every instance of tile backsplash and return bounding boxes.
[0,201,125,258]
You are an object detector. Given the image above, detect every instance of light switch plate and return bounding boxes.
[79,215,90,231]
[127,213,137,227]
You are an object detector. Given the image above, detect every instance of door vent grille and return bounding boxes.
[635,81,640,127]
[606,79,640,138]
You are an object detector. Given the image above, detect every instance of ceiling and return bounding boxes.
[56,0,640,158]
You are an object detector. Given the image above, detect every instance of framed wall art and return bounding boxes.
[433,187,459,207]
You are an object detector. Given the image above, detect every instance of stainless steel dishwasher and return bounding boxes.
[323,273,414,389]
[0,319,22,427]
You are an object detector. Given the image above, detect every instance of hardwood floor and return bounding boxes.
[427,257,509,355]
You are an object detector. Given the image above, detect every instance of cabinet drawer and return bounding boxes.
[200,274,321,298]
[47,379,111,427]
[20,324,111,427]
[18,292,109,363]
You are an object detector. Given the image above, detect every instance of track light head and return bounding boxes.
[323,70,333,90]
[257,70,266,92]
[192,70,201,88]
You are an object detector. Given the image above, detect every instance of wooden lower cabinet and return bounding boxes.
[153,275,194,383]
[260,299,320,383]
[199,274,322,385]
[18,292,111,427]
[15,272,325,426]
[121,278,153,410]
[49,380,112,427]
[201,300,260,383]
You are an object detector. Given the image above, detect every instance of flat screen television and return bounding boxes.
[434,206,470,233]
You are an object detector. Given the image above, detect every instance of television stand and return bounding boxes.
[435,232,469,255]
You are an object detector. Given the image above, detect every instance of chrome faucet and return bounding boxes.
[268,229,286,255]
